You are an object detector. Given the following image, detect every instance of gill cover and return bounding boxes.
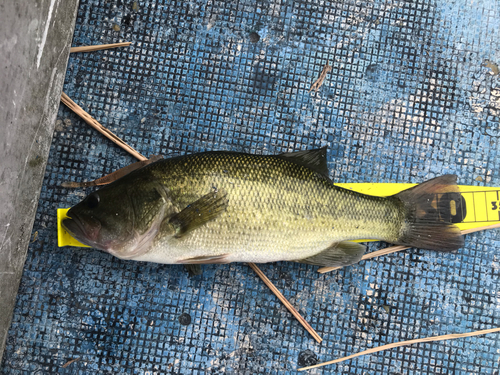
[62,173,169,259]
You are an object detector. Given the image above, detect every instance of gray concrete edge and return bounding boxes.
[0,0,80,362]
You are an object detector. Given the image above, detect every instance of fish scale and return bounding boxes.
[133,152,404,263]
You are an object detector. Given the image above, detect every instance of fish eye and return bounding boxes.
[86,193,100,209]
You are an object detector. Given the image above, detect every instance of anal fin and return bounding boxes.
[296,241,366,267]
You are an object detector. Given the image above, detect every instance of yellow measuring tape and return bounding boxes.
[57,183,500,247]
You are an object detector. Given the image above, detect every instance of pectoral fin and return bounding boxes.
[169,189,228,238]
[296,241,366,267]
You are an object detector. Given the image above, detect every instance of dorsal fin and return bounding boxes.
[277,147,330,179]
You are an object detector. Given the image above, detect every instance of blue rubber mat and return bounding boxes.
[2,0,500,373]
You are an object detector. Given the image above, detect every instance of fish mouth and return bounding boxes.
[62,211,102,249]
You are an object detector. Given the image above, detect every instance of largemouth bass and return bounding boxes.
[62,148,464,268]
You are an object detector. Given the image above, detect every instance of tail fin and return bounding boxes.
[394,175,464,252]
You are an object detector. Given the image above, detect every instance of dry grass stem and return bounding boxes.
[70,42,132,53]
[318,222,500,274]
[298,327,500,371]
[61,357,80,368]
[62,155,163,188]
[248,263,322,343]
[459,222,500,234]
[60,92,146,161]
[309,62,332,93]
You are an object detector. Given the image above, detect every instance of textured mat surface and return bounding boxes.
[2,0,500,373]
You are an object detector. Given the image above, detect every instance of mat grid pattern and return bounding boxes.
[2,0,500,373]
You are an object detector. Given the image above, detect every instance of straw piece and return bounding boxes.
[460,222,500,235]
[61,357,80,368]
[309,62,332,93]
[70,42,132,53]
[62,155,163,188]
[318,222,500,274]
[60,92,146,161]
[298,327,500,371]
[248,263,322,343]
